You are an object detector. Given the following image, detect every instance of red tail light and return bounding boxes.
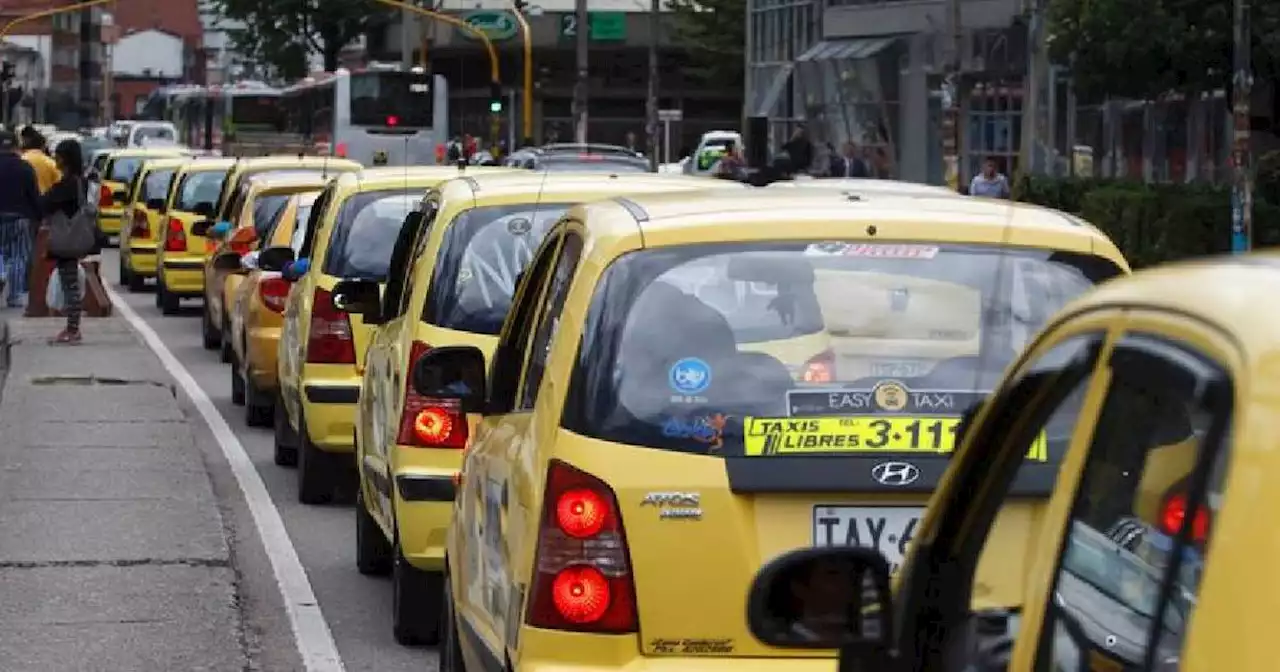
[305,287,356,364]
[802,348,836,384]
[395,341,469,448]
[98,183,113,207]
[1159,491,1211,543]
[526,460,636,633]
[258,277,290,313]
[130,209,150,239]
[164,217,187,252]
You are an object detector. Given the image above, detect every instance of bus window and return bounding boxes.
[231,95,284,132]
[348,71,432,128]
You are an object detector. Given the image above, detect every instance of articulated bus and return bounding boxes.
[141,82,288,154]
[279,66,448,167]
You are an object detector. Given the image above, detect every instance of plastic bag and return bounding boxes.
[46,264,86,313]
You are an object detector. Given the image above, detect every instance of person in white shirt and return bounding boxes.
[969,157,1011,198]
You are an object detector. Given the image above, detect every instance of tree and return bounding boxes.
[212,0,379,79]
[1048,0,1280,101]
[668,0,745,86]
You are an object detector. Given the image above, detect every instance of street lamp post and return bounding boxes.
[512,2,538,146]
[1231,0,1253,254]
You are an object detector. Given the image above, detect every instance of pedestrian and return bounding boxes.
[624,131,639,153]
[969,156,1011,198]
[782,125,814,175]
[830,140,871,178]
[0,129,41,307]
[41,139,94,344]
[20,126,61,194]
[711,140,748,181]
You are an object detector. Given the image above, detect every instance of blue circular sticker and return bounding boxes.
[669,357,712,395]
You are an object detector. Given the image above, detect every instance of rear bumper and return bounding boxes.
[160,259,205,295]
[245,325,282,390]
[496,628,837,672]
[97,215,122,235]
[379,463,456,571]
[126,244,157,275]
[300,383,358,452]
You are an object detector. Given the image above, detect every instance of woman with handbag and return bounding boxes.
[41,139,98,344]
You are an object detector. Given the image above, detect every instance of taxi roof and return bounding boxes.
[568,188,1127,265]
[136,156,191,170]
[332,165,515,191]
[769,177,961,197]
[105,146,192,159]
[438,171,743,202]
[175,157,237,173]
[232,155,362,171]
[244,171,332,190]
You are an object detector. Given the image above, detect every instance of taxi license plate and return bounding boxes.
[814,506,922,571]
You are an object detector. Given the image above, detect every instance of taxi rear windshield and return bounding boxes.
[175,170,229,212]
[322,189,418,281]
[141,169,176,204]
[107,157,145,183]
[562,242,1123,459]
[425,203,572,335]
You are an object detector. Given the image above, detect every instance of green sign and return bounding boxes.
[461,10,519,42]
[560,12,627,42]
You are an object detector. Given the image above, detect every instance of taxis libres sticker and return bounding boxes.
[745,379,1048,460]
[803,243,940,259]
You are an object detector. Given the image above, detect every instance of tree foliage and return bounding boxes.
[1048,0,1280,101]
[213,0,379,79]
[668,0,745,86]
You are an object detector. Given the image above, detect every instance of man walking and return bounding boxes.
[20,126,61,194]
[829,141,871,178]
[969,156,1011,198]
[0,130,42,307]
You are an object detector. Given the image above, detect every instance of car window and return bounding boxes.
[227,183,253,223]
[133,126,175,145]
[251,194,291,239]
[174,169,229,212]
[1038,335,1227,671]
[424,203,573,336]
[562,242,1124,463]
[538,157,649,173]
[141,168,176,205]
[107,157,145,183]
[518,233,583,410]
[290,199,317,253]
[321,190,418,281]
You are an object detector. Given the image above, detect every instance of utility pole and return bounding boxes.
[400,7,414,68]
[573,0,589,142]
[1230,0,1252,253]
[645,0,659,171]
[941,0,962,190]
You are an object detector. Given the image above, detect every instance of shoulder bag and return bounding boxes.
[47,180,97,259]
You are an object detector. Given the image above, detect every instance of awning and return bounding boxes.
[796,37,898,63]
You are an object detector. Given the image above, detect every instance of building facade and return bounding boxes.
[0,0,108,127]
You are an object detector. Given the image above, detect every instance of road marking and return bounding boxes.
[106,285,347,672]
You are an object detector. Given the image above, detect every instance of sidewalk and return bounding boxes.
[0,316,246,671]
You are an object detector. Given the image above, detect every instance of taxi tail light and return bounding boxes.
[802,348,837,384]
[130,209,150,239]
[395,341,468,449]
[163,217,187,252]
[305,287,356,364]
[258,277,290,314]
[1158,490,1211,544]
[98,183,113,207]
[526,460,637,634]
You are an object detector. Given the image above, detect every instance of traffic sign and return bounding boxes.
[560,12,627,41]
[658,109,682,122]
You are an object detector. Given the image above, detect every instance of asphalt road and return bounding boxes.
[101,249,437,672]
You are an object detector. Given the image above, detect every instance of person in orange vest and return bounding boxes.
[435,143,446,164]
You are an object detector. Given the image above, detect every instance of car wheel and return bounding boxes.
[201,303,220,350]
[440,564,466,672]
[127,270,146,293]
[229,355,246,406]
[244,375,273,427]
[273,397,299,467]
[118,259,129,287]
[158,281,180,316]
[391,537,443,646]
[219,314,233,363]
[355,488,393,576]
[297,425,334,505]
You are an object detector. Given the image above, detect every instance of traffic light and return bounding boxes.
[489,83,503,114]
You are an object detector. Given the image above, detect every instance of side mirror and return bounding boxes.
[331,279,383,323]
[258,246,297,273]
[191,220,213,237]
[212,251,244,271]
[745,546,893,653]
[192,201,214,217]
[411,345,487,414]
[282,259,310,282]
[112,189,127,204]
[145,198,165,211]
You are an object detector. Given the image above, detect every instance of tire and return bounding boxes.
[118,258,129,287]
[157,281,180,316]
[127,270,146,293]
[219,313,233,363]
[391,538,443,646]
[230,357,246,406]
[273,398,299,467]
[297,426,335,505]
[244,374,273,427]
[439,565,466,672]
[201,303,220,350]
[355,488,393,576]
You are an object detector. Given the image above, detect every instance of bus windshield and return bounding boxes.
[230,95,283,130]
[348,72,432,128]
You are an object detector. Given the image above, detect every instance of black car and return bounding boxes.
[503,143,650,172]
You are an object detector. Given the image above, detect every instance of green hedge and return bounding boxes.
[1013,175,1280,269]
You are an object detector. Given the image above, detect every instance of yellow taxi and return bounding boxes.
[265,166,513,505]
[744,254,1280,672]
[327,172,750,646]
[94,147,191,238]
[768,176,963,197]
[118,156,190,291]
[224,190,324,428]
[405,188,1130,672]
[161,155,360,316]
[155,158,236,315]
[198,173,332,359]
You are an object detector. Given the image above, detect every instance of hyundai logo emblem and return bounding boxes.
[871,461,920,487]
